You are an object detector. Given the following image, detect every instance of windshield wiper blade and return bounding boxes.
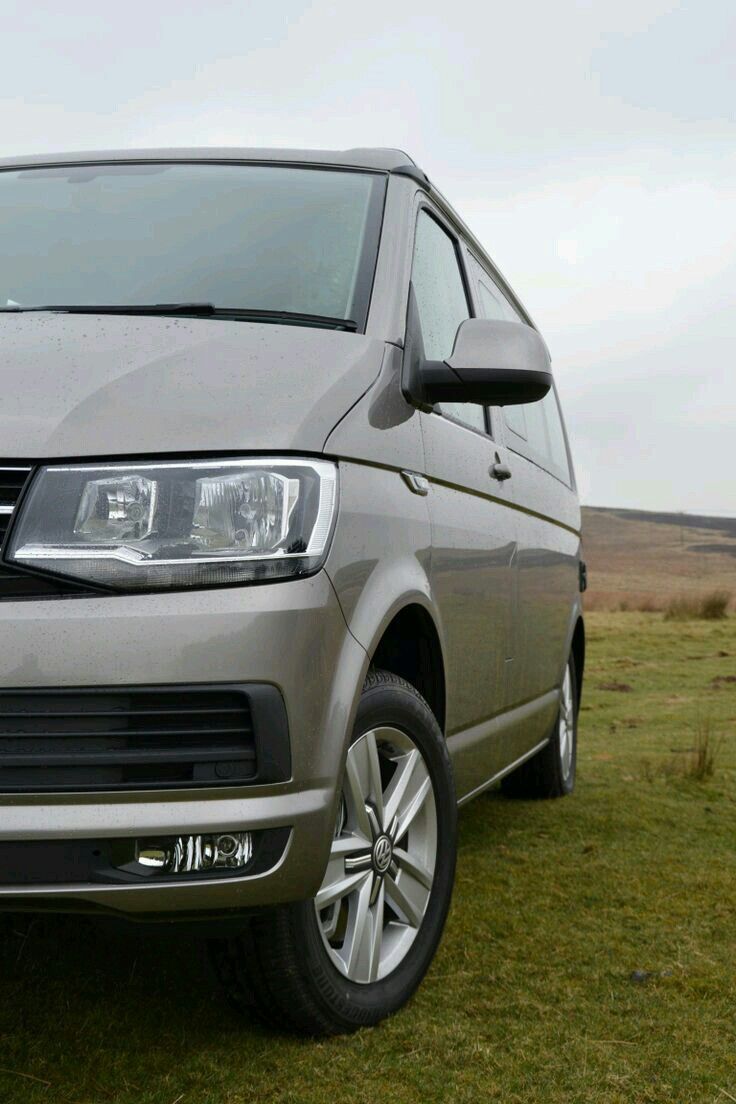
[0,304,357,330]
[216,309,358,331]
[0,303,217,316]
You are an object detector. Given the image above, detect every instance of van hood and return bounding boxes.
[0,314,386,459]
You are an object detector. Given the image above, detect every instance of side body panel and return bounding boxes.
[323,346,434,661]
[506,458,582,706]
[419,410,518,795]
[461,238,583,719]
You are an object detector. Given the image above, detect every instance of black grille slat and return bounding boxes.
[0,706,246,720]
[0,747,255,768]
[0,721,249,736]
[0,687,258,792]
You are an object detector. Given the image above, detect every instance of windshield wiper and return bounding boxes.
[0,304,358,330]
[0,302,217,316]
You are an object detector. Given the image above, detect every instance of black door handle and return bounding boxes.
[490,460,512,482]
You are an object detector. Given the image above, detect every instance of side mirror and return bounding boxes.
[406,317,552,409]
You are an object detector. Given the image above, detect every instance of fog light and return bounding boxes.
[135,831,253,873]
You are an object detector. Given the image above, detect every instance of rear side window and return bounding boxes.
[468,254,570,483]
[412,212,485,433]
[504,376,570,484]
[539,388,571,478]
[477,277,517,324]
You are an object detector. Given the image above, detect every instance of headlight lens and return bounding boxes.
[7,458,338,590]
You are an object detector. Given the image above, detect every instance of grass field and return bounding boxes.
[1,611,735,1103]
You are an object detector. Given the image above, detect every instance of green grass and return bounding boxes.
[1,612,735,1103]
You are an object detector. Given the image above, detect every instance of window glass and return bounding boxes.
[522,398,548,453]
[541,388,570,477]
[469,254,570,481]
[477,277,517,323]
[412,212,486,433]
[0,163,384,327]
[503,405,526,439]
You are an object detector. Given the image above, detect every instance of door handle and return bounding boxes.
[490,457,512,481]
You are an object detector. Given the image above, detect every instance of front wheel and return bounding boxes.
[210,669,457,1035]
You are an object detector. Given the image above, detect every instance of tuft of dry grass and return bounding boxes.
[648,719,728,782]
[586,590,733,616]
[664,590,731,622]
[684,719,724,780]
[584,591,662,613]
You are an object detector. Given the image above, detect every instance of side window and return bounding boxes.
[540,387,571,479]
[477,277,516,323]
[468,253,570,483]
[412,212,486,434]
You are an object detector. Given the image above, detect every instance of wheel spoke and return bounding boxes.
[315,869,368,912]
[343,873,374,979]
[321,902,340,941]
[344,747,373,840]
[363,729,385,825]
[394,772,432,842]
[331,833,371,857]
[368,881,385,982]
[393,846,433,890]
[383,749,420,826]
[385,869,427,929]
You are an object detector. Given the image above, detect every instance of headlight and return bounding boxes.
[7,458,338,591]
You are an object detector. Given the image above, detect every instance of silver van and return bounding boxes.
[0,148,584,1034]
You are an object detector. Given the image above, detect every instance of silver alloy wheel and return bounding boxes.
[558,662,574,779]
[314,726,438,985]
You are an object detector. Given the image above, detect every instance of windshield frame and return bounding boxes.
[0,159,389,334]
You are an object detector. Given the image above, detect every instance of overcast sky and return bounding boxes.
[1,0,733,513]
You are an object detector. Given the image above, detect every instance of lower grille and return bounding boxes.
[0,685,290,793]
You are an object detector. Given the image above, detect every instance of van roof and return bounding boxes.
[0,146,428,180]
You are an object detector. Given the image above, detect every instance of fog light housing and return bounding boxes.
[135,832,253,874]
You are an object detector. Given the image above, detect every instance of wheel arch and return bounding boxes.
[570,614,585,709]
[369,601,447,734]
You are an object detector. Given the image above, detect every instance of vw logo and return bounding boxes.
[372,834,393,874]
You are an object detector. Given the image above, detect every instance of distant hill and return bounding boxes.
[581,506,736,610]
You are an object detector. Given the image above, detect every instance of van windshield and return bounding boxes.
[0,162,385,330]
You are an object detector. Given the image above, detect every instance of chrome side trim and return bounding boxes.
[456,738,550,807]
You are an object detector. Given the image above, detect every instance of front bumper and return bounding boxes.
[0,572,367,915]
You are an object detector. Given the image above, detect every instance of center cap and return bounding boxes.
[372,834,393,874]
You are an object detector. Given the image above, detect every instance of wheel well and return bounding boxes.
[571,616,585,708]
[370,605,446,732]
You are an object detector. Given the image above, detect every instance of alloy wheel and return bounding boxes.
[558,662,575,780]
[314,725,438,984]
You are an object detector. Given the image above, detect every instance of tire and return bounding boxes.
[210,669,457,1036]
[501,652,578,799]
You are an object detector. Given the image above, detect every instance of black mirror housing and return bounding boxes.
[405,317,553,409]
